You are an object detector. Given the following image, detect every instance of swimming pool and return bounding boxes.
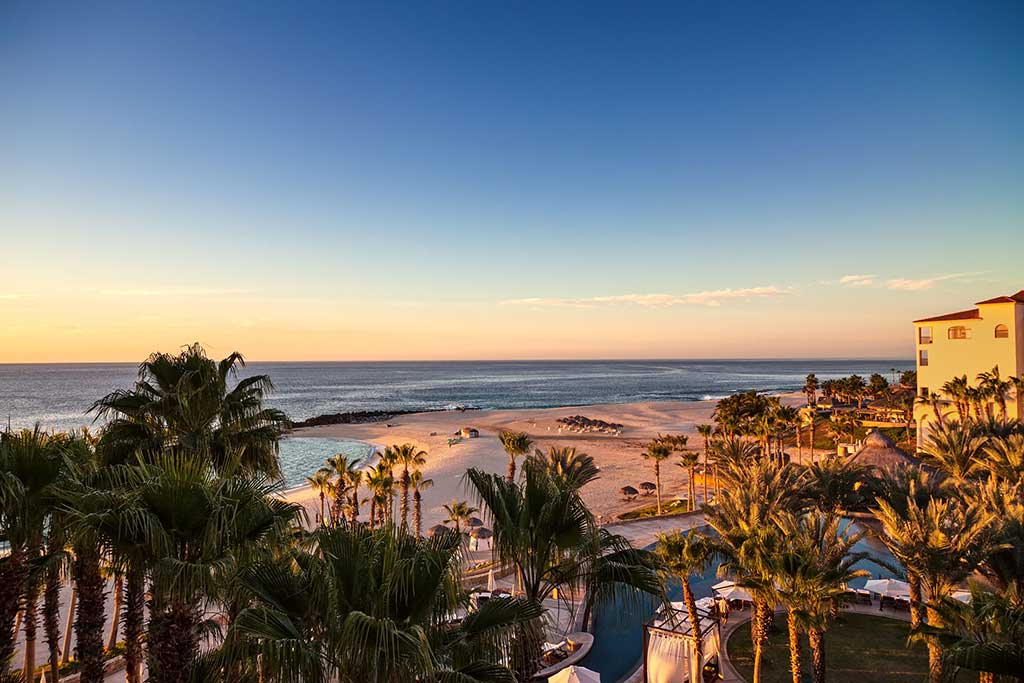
[580,519,900,682]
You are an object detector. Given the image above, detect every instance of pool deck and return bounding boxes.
[602,509,707,549]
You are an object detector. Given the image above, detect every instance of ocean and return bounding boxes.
[0,359,911,486]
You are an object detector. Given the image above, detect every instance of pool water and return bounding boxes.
[278,436,375,488]
[581,520,900,682]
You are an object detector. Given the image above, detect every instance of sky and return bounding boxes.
[1,1,1021,363]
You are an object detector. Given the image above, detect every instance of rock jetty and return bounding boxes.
[556,415,624,435]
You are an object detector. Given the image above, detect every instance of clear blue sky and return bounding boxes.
[1,1,1021,361]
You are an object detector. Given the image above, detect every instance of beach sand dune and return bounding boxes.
[284,394,805,527]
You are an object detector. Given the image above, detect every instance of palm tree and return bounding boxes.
[775,405,799,461]
[307,470,334,524]
[696,424,713,500]
[533,446,600,489]
[799,406,816,464]
[874,494,996,683]
[443,499,477,534]
[391,443,427,530]
[801,455,871,515]
[216,523,545,683]
[409,469,433,537]
[642,439,673,515]
[499,430,533,482]
[676,450,700,511]
[465,460,661,678]
[364,463,393,528]
[0,427,65,680]
[766,512,869,683]
[977,365,1011,423]
[655,530,713,665]
[828,411,859,447]
[941,375,971,422]
[919,420,988,481]
[804,373,819,407]
[91,343,288,476]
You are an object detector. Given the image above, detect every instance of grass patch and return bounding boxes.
[617,498,694,520]
[726,612,974,683]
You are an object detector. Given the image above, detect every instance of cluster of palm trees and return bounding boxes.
[656,415,1024,683]
[309,443,434,536]
[712,391,816,463]
[928,365,1024,425]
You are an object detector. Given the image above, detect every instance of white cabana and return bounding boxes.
[548,665,601,683]
[863,578,910,598]
[711,580,752,602]
[951,589,972,603]
[486,568,496,592]
[645,606,721,683]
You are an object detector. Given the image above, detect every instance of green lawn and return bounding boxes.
[726,612,976,683]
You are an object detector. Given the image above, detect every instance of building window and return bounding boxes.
[947,326,971,340]
[918,327,933,344]
[919,349,929,366]
[995,324,1009,338]
[920,387,929,398]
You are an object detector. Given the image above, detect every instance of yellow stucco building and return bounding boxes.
[913,289,1024,444]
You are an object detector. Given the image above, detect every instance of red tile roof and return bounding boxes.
[913,308,982,323]
[976,289,1024,305]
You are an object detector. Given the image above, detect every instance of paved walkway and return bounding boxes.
[602,510,707,550]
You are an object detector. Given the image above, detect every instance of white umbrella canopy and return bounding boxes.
[951,589,972,603]
[863,578,911,597]
[548,665,601,683]
[711,580,752,602]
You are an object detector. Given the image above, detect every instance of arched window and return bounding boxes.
[995,324,1009,338]
[948,326,971,340]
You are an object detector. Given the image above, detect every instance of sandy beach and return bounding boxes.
[283,393,806,528]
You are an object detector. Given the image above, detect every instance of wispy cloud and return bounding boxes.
[885,273,977,291]
[838,274,876,288]
[500,286,791,308]
[98,287,252,297]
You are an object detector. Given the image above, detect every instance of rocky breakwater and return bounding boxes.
[556,415,624,435]
[289,406,477,430]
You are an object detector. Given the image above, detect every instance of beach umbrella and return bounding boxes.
[427,524,448,538]
[863,578,910,598]
[466,516,484,528]
[470,527,492,539]
[639,482,656,495]
[951,589,972,604]
[620,486,639,499]
[548,665,601,683]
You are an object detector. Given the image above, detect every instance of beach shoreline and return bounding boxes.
[281,393,808,528]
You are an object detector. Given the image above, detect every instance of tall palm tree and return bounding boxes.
[642,439,673,515]
[391,443,427,530]
[828,412,858,447]
[499,430,533,482]
[799,406,816,464]
[465,460,661,678]
[306,470,334,524]
[977,366,1011,423]
[91,343,288,477]
[0,427,65,680]
[941,375,971,422]
[532,446,599,489]
[364,463,393,528]
[696,424,713,500]
[655,530,714,665]
[409,469,433,537]
[919,420,988,482]
[801,455,871,515]
[874,494,996,683]
[443,499,477,534]
[216,523,545,683]
[774,405,799,461]
[676,450,700,511]
[804,373,819,407]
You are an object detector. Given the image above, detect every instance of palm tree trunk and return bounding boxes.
[318,492,325,525]
[702,450,709,504]
[107,574,122,651]
[23,580,38,682]
[123,564,144,683]
[786,608,802,683]
[369,498,376,529]
[0,545,26,676]
[796,425,802,464]
[688,466,696,511]
[681,580,703,665]
[147,600,199,683]
[401,468,410,529]
[73,545,106,683]
[808,627,825,683]
[925,603,945,683]
[751,599,770,683]
[350,488,359,524]
[655,461,662,516]
[907,572,924,630]
[507,454,516,482]
[61,587,76,664]
[43,557,61,683]
[414,490,422,537]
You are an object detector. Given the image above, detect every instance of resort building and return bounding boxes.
[913,289,1024,444]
